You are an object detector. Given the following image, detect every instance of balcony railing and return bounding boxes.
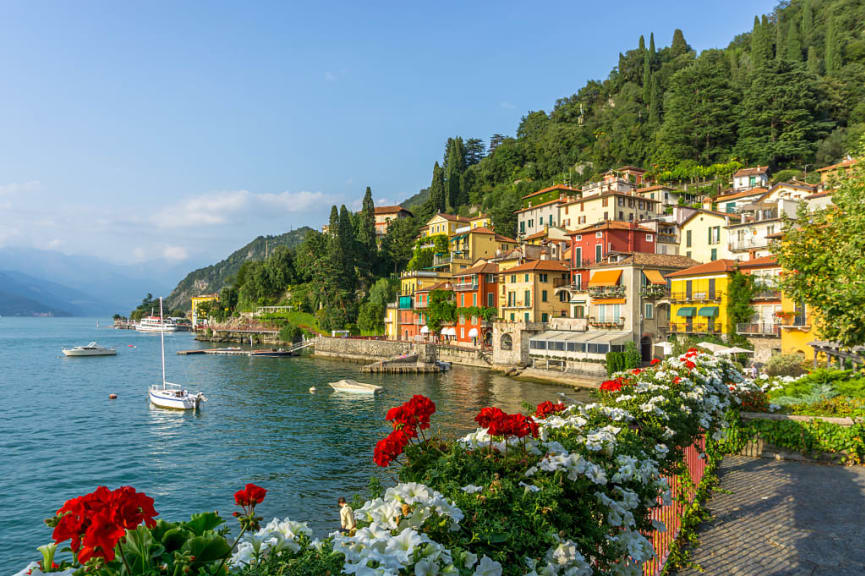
[751,288,781,300]
[588,285,626,299]
[588,317,625,329]
[736,322,780,337]
[552,277,569,288]
[453,281,478,291]
[502,301,527,309]
[779,314,810,329]
[669,291,724,303]
[670,322,721,334]
[641,285,669,299]
[728,236,771,252]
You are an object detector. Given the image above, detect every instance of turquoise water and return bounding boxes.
[0,317,592,572]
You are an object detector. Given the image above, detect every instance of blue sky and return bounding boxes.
[0,0,777,269]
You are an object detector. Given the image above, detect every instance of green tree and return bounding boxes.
[806,45,821,75]
[824,11,842,74]
[380,216,418,273]
[727,271,755,340]
[426,289,456,335]
[670,28,690,58]
[465,138,486,166]
[801,0,813,48]
[444,137,467,210]
[426,162,446,215]
[736,59,832,167]
[785,15,802,61]
[775,141,865,346]
[358,186,377,259]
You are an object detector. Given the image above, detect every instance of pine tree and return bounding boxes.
[328,205,339,235]
[649,74,662,124]
[785,16,802,61]
[801,0,813,48]
[825,12,842,74]
[642,34,653,105]
[750,16,765,68]
[357,186,377,271]
[807,45,821,75]
[426,162,446,214]
[671,29,689,58]
[774,13,784,61]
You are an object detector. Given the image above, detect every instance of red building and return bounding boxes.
[452,261,499,347]
[568,221,657,287]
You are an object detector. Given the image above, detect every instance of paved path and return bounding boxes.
[674,456,865,576]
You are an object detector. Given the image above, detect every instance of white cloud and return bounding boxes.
[162,245,189,261]
[257,190,325,212]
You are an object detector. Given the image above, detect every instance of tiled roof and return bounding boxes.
[635,185,674,193]
[466,226,495,235]
[417,281,453,293]
[816,158,857,172]
[374,205,411,215]
[514,198,568,214]
[680,208,742,227]
[523,230,549,241]
[503,259,570,273]
[563,191,660,206]
[617,165,647,173]
[808,190,835,199]
[568,220,655,235]
[715,188,769,203]
[733,166,769,178]
[521,185,581,200]
[665,259,739,278]
[769,181,815,192]
[456,261,500,276]
[431,212,471,222]
[495,233,518,243]
[737,255,779,269]
[590,253,699,270]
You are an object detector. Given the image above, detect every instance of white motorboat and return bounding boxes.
[137,316,178,332]
[149,297,206,411]
[62,342,117,357]
[329,379,382,394]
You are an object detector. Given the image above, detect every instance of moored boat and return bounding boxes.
[137,316,178,332]
[62,342,117,357]
[149,297,206,411]
[329,379,382,394]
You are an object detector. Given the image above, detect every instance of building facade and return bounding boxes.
[666,260,737,339]
[499,260,570,323]
[453,261,499,347]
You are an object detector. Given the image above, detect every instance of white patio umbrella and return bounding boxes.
[717,346,754,355]
[697,341,729,354]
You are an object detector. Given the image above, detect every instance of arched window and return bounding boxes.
[501,333,513,351]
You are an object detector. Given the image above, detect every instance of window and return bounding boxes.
[574,235,582,241]
[574,305,585,318]
[487,292,494,307]
[548,214,553,225]
[539,273,548,282]
[575,247,582,266]
[603,211,608,220]
[595,231,603,238]
[460,328,464,339]
[708,226,720,245]
[646,234,653,242]
[487,274,495,282]
[520,221,525,233]
[639,201,645,209]
[524,274,529,282]
[749,175,756,186]
[710,248,717,261]
[686,251,692,258]
[460,294,465,306]
[559,290,568,302]
[628,198,635,208]
[525,290,531,306]
[767,224,775,235]
[645,303,654,319]
[510,275,516,283]
[510,313,515,321]
[708,278,716,299]
[618,197,624,207]
[524,312,530,322]
[686,230,692,248]
[726,202,735,213]
[628,213,634,221]
[619,211,624,220]
[574,274,582,289]
[472,293,477,306]
[541,313,549,322]
[595,244,602,262]
[542,290,548,302]
[602,198,609,207]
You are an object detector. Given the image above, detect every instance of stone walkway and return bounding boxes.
[674,456,865,576]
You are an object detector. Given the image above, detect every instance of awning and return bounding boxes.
[698,306,719,317]
[677,307,697,317]
[588,269,622,287]
[420,325,430,334]
[529,330,632,347]
[468,328,479,338]
[593,298,626,304]
[644,269,666,285]
[442,327,456,336]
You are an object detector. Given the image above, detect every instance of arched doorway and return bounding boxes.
[640,336,652,362]
[484,330,492,348]
[501,333,513,351]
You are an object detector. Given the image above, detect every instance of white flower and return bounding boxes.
[463,551,479,569]
[474,556,503,576]
[384,528,424,563]
[461,484,483,493]
[519,481,541,493]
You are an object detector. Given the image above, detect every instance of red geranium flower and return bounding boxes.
[234,483,267,508]
[374,428,409,467]
[684,360,696,370]
[673,376,682,384]
[650,358,660,366]
[600,378,623,392]
[534,401,566,419]
[474,406,506,428]
[632,368,641,375]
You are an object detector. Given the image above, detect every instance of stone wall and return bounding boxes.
[314,337,413,362]
[747,336,782,364]
[492,321,546,366]
[437,345,493,369]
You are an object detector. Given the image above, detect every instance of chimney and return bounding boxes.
[702,197,714,211]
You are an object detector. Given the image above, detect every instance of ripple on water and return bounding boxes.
[0,318,595,573]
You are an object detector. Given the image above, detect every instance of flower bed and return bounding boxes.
[17,350,749,576]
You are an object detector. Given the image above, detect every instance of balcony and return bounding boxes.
[502,301,527,309]
[751,288,781,301]
[736,322,781,337]
[640,285,669,299]
[433,253,470,268]
[453,280,478,291]
[398,295,414,310]
[588,285,626,299]
[552,277,570,288]
[670,291,723,303]
[779,313,810,330]
[670,322,722,335]
[728,236,771,252]
[588,317,625,329]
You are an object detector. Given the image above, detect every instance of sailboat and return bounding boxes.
[149,297,206,410]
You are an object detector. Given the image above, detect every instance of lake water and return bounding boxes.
[0,317,593,572]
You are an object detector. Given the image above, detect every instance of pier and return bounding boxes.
[178,341,314,357]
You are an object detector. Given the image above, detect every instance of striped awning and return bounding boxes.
[644,269,666,285]
[589,269,622,287]
[677,307,697,317]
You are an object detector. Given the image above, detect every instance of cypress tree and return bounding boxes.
[671,29,689,58]
[775,13,784,61]
[785,17,802,61]
[649,73,662,124]
[426,162,446,214]
[807,45,821,75]
[445,137,466,210]
[642,34,653,105]
[358,186,377,263]
[825,12,841,74]
[801,0,813,48]
[750,16,764,68]
[328,205,339,235]
[337,204,357,291]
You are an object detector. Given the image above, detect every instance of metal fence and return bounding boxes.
[643,436,707,575]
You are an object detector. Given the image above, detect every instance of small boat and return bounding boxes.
[149,297,206,411]
[436,360,451,371]
[137,315,178,332]
[63,342,117,357]
[329,379,382,394]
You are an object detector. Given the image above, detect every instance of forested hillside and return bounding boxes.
[165,227,312,310]
[410,0,865,235]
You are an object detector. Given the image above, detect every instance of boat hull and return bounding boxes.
[137,325,178,333]
[328,379,382,394]
[62,349,117,357]
[149,387,202,410]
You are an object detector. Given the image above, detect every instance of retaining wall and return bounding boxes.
[313,337,414,362]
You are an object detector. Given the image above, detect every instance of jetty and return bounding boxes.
[178,341,314,357]
[360,351,445,374]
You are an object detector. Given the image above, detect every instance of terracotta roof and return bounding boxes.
[469,213,489,220]
[590,253,699,270]
[636,185,674,193]
[715,187,769,203]
[816,158,857,172]
[665,259,738,278]
[503,259,570,274]
[769,181,815,192]
[737,255,779,269]
[568,220,655,235]
[417,281,453,293]
[374,205,411,215]
[431,212,471,222]
[617,165,647,173]
[514,198,568,214]
[564,191,660,206]
[495,233,518,243]
[455,261,499,276]
[733,166,768,178]
[680,208,742,227]
[521,185,581,200]
[523,230,549,241]
[465,226,495,235]
[808,190,835,199]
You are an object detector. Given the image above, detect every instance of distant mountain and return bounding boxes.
[0,270,110,316]
[0,247,179,313]
[402,187,429,210]
[165,227,313,311]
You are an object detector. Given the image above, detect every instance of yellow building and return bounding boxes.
[435,227,518,273]
[469,214,492,229]
[384,304,399,340]
[666,260,737,338]
[498,260,570,323]
[679,209,741,263]
[191,294,219,327]
[422,213,471,237]
[778,293,821,359]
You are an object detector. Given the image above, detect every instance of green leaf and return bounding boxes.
[184,535,232,564]
[185,512,224,535]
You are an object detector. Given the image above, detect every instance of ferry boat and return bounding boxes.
[62,342,117,357]
[137,316,178,332]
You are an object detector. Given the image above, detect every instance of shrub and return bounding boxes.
[765,353,807,377]
[278,323,302,343]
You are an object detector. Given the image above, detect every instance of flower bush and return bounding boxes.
[20,349,749,576]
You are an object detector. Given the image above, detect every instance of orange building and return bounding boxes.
[452,261,499,347]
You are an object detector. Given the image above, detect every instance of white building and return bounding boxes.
[732,166,769,191]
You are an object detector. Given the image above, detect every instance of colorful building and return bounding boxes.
[732,166,769,191]
[415,280,454,340]
[422,213,471,237]
[453,261,499,347]
[395,270,449,341]
[666,259,738,338]
[434,227,518,273]
[520,184,581,209]
[373,206,413,238]
[712,187,769,214]
[498,260,570,323]
[678,209,740,262]
[191,294,219,327]
[516,198,570,239]
[779,294,821,359]
[559,192,659,229]
[816,157,857,191]
[736,256,783,362]
[567,221,658,289]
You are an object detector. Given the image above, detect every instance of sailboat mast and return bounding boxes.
[159,297,166,389]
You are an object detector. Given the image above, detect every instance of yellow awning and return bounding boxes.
[593,298,626,304]
[589,269,622,287]
[644,269,667,285]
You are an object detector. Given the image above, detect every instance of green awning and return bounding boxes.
[677,307,697,318]
[698,306,719,317]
